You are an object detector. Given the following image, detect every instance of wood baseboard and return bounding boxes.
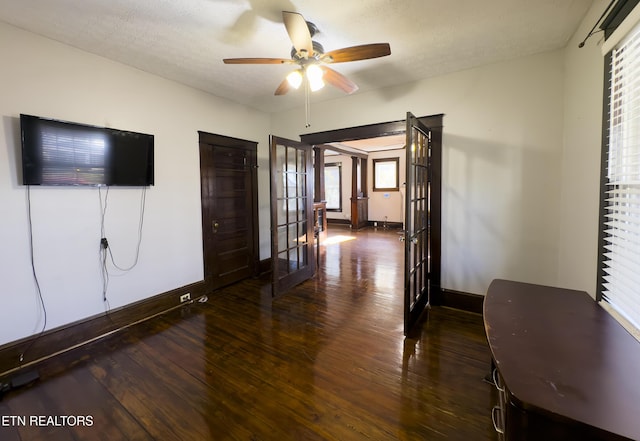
[258,258,271,275]
[0,281,207,378]
[368,221,403,229]
[436,288,484,314]
[327,218,351,225]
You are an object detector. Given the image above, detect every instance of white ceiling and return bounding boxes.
[0,0,593,114]
[326,134,407,155]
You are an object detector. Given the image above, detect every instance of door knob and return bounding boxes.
[212,221,220,232]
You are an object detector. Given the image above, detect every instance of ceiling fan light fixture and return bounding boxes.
[309,78,325,92]
[306,64,325,92]
[287,70,303,89]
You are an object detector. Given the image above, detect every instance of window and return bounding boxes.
[599,18,640,333]
[373,157,399,191]
[324,162,342,211]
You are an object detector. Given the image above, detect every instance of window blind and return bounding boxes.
[602,21,640,332]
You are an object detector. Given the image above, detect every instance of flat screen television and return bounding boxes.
[21,114,154,186]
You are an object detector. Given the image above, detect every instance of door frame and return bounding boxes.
[198,131,260,291]
[300,115,443,304]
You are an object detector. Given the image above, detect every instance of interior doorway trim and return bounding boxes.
[302,120,405,144]
[300,114,444,304]
[300,115,443,144]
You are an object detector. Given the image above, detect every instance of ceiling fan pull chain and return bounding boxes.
[305,76,311,128]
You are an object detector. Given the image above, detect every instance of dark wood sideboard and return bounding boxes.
[484,279,640,440]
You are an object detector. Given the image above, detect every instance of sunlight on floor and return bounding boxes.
[322,235,356,245]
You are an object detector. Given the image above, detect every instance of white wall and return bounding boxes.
[272,50,566,296]
[0,22,270,345]
[368,149,406,224]
[558,0,607,298]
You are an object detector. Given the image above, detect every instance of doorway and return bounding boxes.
[300,114,443,306]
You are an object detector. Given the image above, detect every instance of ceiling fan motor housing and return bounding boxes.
[291,40,324,61]
[306,21,319,37]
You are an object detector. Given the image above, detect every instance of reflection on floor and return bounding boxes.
[0,226,496,441]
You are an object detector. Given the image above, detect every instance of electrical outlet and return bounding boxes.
[180,293,191,303]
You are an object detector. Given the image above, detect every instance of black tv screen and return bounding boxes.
[21,114,154,186]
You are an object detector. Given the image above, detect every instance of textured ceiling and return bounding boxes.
[0,0,593,113]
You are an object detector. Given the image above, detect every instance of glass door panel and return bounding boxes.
[404,113,432,335]
[270,136,315,295]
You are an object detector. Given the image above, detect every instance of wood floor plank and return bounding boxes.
[0,400,22,441]
[41,367,151,441]
[0,228,496,440]
[1,374,75,441]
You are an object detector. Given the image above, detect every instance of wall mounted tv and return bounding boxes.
[21,114,154,186]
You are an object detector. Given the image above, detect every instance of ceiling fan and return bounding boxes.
[223,11,391,96]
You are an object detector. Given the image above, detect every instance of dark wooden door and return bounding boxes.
[270,135,315,296]
[199,132,258,291]
[403,113,432,335]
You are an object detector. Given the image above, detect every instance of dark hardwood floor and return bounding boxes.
[0,227,496,440]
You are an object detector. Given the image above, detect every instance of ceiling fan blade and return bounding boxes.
[223,58,294,64]
[283,11,313,58]
[321,66,359,94]
[274,78,291,96]
[321,43,391,63]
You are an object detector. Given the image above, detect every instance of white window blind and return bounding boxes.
[602,21,640,332]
